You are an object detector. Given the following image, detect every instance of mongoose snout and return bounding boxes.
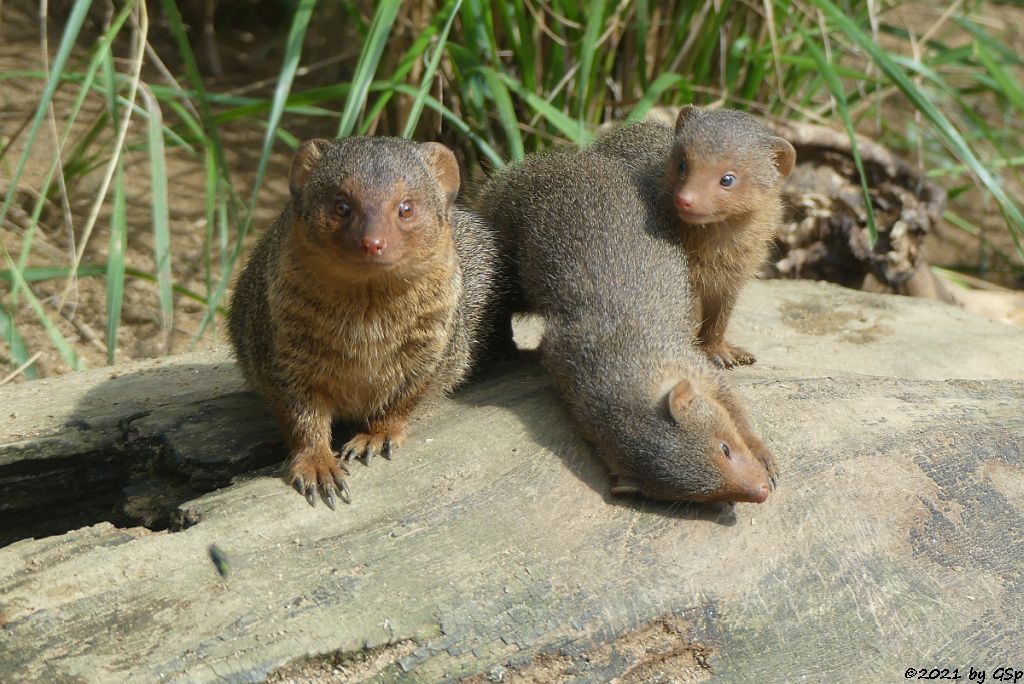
[361,237,387,256]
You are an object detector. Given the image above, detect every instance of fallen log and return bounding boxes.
[1,281,1022,681]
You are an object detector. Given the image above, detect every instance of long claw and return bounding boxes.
[363,445,375,466]
[324,486,338,511]
[381,439,393,460]
[338,478,352,504]
[292,476,305,495]
[304,483,317,507]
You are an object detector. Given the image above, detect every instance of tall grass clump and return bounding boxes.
[1,0,1022,380]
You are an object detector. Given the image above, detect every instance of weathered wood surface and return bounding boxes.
[1,280,1023,682]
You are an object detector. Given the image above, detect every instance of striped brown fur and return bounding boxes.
[228,137,499,508]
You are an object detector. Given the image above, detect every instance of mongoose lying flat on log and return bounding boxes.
[475,149,777,503]
[594,106,796,368]
[229,137,499,508]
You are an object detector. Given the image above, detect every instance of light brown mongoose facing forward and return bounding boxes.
[474,148,777,503]
[594,106,796,369]
[228,137,500,509]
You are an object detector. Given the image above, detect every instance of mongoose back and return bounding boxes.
[594,106,796,368]
[475,149,777,503]
[229,137,499,508]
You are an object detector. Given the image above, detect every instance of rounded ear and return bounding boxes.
[290,138,330,198]
[675,105,700,134]
[770,137,796,182]
[667,379,698,424]
[420,142,461,206]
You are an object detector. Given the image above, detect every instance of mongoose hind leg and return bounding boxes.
[697,294,755,369]
[706,342,756,369]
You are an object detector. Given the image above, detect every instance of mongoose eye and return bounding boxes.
[334,198,352,218]
[677,159,687,176]
[720,174,736,188]
[398,200,414,219]
[720,442,732,459]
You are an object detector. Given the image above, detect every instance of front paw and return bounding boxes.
[756,447,780,491]
[288,447,351,510]
[342,426,407,465]
[705,343,756,369]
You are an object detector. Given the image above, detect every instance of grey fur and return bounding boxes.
[475,148,740,497]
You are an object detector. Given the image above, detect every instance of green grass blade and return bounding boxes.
[0,0,90,233]
[193,0,316,345]
[633,0,651,90]
[625,73,688,122]
[336,0,401,138]
[0,307,37,380]
[390,84,505,168]
[105,157,127,364]
[402,0,462,138]
[974,40,1024,112]
[100,41,118,121]
[495,2,536,95]
[0,264,224,313]
[244,0,316,226]
[9,0,134,308]
[793,19,878,243]
[929,155,1024,179]
[160,0,240,229]
[0,265,107,283]
[461,0,499,64]
[360,21,440,135]
[575,0,610,120]
[203,147,217,313]
[1,253,83,371]
[140,85,174,353]
[805,0,1024,265]
[499,73,593,144]
[478,67,525,162]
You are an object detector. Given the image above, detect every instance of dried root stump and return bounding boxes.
[763,119,946,291]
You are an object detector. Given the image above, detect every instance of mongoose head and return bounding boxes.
[287,137,460,279]
[666,105,795,226]
[608,377,772,504]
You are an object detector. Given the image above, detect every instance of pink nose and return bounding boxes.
[675,194,694,210]
[750,483,770,504]
[361,238,386,256]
